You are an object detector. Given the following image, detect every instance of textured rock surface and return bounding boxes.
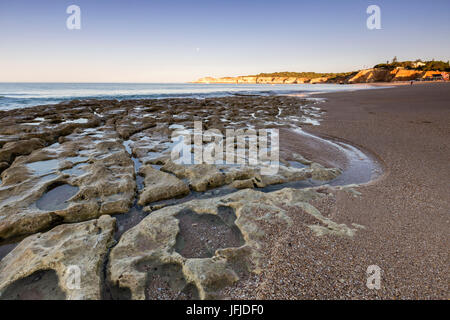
[0,128,135,240]
[0,96,358,300]
[162,163,227,192]
[0,138,45,164]
[0,96,337,241]
[138,165,189,205]
[0,162,8,174]
[0,215,116,300]
[108,187,357,300]
[311,163,342,181]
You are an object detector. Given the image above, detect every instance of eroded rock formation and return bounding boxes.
[108,187,358,300]
[0,215,115,300]
[0,95,364,300]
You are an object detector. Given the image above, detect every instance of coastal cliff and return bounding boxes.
[192,68,445,84]
[347,68,443,83]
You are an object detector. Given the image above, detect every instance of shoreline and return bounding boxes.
[0,83,448,299]
[1,81,446,112]
[0,81,428,112]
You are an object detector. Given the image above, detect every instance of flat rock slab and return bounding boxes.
[0,215,116,300]
[138,165,189,206]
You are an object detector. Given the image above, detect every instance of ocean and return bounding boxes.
[0,82,375,111]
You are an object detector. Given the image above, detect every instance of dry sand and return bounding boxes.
[236,83,449,299]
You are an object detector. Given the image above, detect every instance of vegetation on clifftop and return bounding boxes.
[252,71,355,79]
[253,59,449,79]
[194,58,449,84]
[374,58,450,71]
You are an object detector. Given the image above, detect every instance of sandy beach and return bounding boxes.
[232,83,449,299]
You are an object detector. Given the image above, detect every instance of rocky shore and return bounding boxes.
[3,84,446,300]
[0,94,382,299]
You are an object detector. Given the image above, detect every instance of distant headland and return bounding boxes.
[191,59,450,84]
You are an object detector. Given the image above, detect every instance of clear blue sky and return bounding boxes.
[1,0,449,82]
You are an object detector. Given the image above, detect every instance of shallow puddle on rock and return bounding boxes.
[132,157,142,173]
[123,140,133,154]
[65,156,89,164]
[174,208,245,259]
[299,116,320,126]
[0,242,18,262]
[47,142,60,150]
[35,183,79,211]
[288,160,308,169]
[61,118,89,124]
[79,149,93,156]
[26,159,59,176]
[61,163,85,176]
[0,270,66,300]
[38,173,59,184]
[136,175,144,191]
[169,124,185,130]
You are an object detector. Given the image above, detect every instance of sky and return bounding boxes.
[0,0,449,83]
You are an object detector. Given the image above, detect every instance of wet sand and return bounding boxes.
[244,82,449,299]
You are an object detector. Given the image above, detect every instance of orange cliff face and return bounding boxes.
[347,68,445,83]
[347,69,394,83]
[309,77,329,84]
[192,68,447,84]
[191,76,315,84]
[237,76,258,84]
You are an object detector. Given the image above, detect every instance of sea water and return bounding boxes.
[0,82,377,111]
